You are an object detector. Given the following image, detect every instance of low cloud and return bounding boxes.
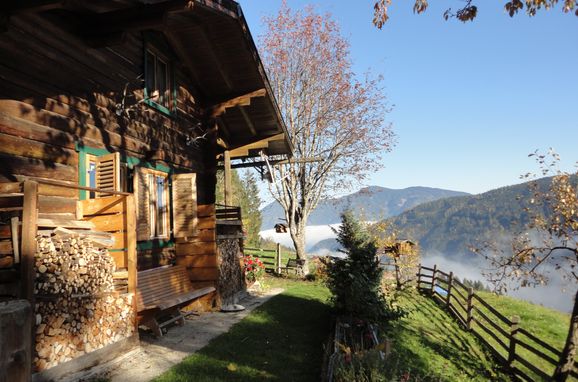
[422,252,576,313]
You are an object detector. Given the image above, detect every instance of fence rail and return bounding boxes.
[417,264,577,382]
[244,244,283,274]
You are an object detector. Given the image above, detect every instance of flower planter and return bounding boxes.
[323,316,391,382]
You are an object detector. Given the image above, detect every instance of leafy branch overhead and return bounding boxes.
[373,0,578,27]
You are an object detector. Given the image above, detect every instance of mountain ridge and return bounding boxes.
[260,185,470,229]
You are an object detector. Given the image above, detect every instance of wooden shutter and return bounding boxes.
[133,167,151,241]
[172,173,197,239]
[95,152,120,197]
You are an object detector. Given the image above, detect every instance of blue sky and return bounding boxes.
[239,1,578,196]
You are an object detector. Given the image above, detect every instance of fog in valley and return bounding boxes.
[261,227,576,313]
[420,253,576,313]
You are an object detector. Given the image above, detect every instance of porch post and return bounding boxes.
[224,150,232,206]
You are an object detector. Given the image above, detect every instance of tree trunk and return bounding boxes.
[290,223,309,276]
[553,290,578,381]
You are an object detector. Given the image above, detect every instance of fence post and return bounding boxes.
[430,264,437,296]
[446,271,453,309]
[417,264,422,289]
[276,243,281,275]
[466,287,474,331]
[508,315,520,370]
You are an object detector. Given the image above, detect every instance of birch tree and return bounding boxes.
[261,4,394,274]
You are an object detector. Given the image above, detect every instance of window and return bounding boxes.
[134,167,171,240]
[83,152,123,199]
[149,172,169,238]
[145,48,175,115]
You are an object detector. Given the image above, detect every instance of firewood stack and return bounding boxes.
[35,233,115,296]
[33,228,135,372]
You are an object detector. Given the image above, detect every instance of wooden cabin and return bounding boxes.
[0,0,291,379]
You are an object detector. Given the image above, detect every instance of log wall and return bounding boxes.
[175,204,219,310]
[0,14,218,286]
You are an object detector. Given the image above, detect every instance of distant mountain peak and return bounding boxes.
[260,185,469,233]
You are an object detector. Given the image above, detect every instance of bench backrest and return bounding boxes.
[136,265,193,311]
[286,258,298,268]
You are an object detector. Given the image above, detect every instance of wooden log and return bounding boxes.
[0,256,14,268]
[186,267,219,281]
[0,153,77,183]
[0,240,13,255]
[176,241,216,256]
[177,254,218,268]
[38,196,77,214]
[0,182,23,193]
[0,132,78,167]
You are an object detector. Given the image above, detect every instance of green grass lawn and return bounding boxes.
[381,289,509,381]
[474,291,574,381]
[153,278,331,382]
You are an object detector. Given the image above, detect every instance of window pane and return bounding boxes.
[145,51,155,98]
[156,176,166,236]
[88,161,97,199]
[156,59,168,108]
[148,174,156,237]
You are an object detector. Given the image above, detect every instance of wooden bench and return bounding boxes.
[136,265,215,337]
[281,258,304,275]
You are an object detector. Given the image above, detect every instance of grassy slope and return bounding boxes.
[382,290,509,381]
[475,292,574,381]
[153,279,331,382]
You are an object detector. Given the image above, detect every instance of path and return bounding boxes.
[65,288,284,382]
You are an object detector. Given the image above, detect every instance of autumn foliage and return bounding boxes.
[373,0,578,27]
[261,3,394,270]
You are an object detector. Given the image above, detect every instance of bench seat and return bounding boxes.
[136,265,215,336]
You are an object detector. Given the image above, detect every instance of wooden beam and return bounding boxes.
[0,0,64,14]
[238,105,257,136]
[223,150,232,207]
[211,88,266,117]
[10,217,19,264]
[221,156,322,170]
[228,133,284,158]
[216,118,231,144]
[125,194,138,333]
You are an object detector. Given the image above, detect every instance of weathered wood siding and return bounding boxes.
[0,14,218,289]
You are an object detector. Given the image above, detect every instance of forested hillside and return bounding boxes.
[261,186,469,228]
[387,177,557,257]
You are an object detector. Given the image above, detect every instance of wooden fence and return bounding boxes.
[417,264,578,381]
[244,244,282,274]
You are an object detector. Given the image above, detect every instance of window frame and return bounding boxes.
[144,168,171,240]
[144,44,177,117]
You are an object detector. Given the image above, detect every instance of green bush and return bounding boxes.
[325,211,406,323]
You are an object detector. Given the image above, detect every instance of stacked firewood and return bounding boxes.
[34,294,134,371]
[35,232,115,296]
[33,228,134,372]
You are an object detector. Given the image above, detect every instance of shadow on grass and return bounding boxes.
[382,291,506,381]
[154,289,331,382]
